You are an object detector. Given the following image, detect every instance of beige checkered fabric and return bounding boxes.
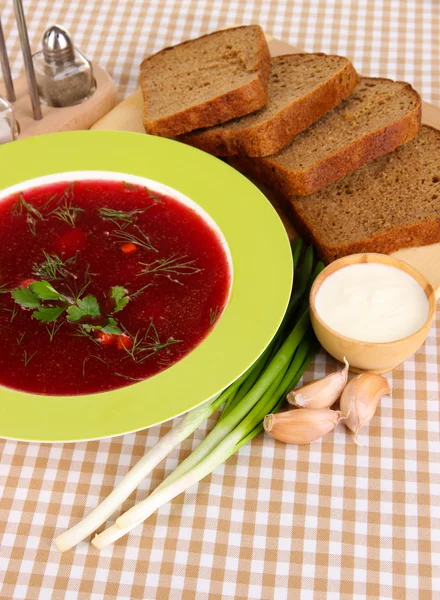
[1,1,440,599]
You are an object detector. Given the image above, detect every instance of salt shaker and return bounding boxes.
[32,25,96,107]
[0,96,19,144]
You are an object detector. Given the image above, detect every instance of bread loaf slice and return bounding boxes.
[140,25,270,137]
[179,54,358,157]
[229,77,421,194]
[284,125,440,263]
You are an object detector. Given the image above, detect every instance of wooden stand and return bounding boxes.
[0,64,116,138]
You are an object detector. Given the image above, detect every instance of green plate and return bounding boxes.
[0,131,292,442]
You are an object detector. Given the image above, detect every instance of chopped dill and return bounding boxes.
[16,332,25,345]
[110,226,158,253]
[41,193,57,210]
[46,320,64,342]
[49,200,84,228]
[23,349,37,366]
[138,254,200,277]
[209,306,219,326]
[144,187,164,204]
[98,207,149,229]
[0,283,9,294]
[73,328,101,346]
[60,181,76,201]
[123,181,137,190]
[82,354,111,379]
[122,320,181,364]
[33,251,78,281]
[10,305,18,323]
[129,282,154,299]
[114,373,144,382]
[12,193,44,236]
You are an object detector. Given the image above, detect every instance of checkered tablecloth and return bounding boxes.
[1,2,439,599]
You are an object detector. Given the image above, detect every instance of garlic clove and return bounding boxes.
[287,357,349,409]
[264,408,344,445]
[340,373,391,444]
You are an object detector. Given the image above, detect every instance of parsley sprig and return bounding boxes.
[10,281,130,336]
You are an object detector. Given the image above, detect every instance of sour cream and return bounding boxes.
[315,263,429,343]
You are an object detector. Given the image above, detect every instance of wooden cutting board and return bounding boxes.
[91,38,440,300]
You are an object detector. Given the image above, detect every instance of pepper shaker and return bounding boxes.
[32,25,96,108]
[0,96,19,144]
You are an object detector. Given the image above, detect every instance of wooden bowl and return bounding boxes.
[309,253,436,373]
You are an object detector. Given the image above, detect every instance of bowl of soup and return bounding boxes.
[0,131,292,441]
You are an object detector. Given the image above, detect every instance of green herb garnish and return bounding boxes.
[209,306,219,326]
[144,187,164,204]
[23,349,37,366]
[82,354,111,379]
[11,281,70,322]
[11,285,45,309]
[50,200,84,228]
[10,305,18,323]
[137,254,200,283]
[110,227,158,253]
[33,251,77,282]
[60,181,76,201]
[114,373,144,382]
[122,320,181,364]
[66,294,100,322]
[12,193,44,236]
[123,181,137,190]
[34,306,68,323]
[110,286,130,313]
[129,282,153,299]
[10,280,129,343]
[98,207,149,229]
[81,317,122,336]
[46,320,64,342]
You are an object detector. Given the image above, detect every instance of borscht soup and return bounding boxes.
[0,174,231,395]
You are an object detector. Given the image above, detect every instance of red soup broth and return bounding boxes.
[0,178,231,395]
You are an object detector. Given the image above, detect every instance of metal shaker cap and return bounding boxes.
[42,25,75,64]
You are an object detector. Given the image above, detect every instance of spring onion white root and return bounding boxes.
[54,395,226,552]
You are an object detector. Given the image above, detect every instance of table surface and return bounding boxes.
[1,2,439,599]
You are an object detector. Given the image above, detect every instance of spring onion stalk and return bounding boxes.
[113,313,310,528]
[55,369,251,552]
[147,310,311,498]
[291,237,304,268]
[95,369,290,547]
[92,336,318,549]
[54,399,219,552]
[222,248,316,422]
[219,340,275,422]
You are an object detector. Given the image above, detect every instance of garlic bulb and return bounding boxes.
[287,358,349,409]
[340,373,391,444]
[264,408,344,445]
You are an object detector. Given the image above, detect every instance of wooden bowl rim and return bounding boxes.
[309,253,436,348]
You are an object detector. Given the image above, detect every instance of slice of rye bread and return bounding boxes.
[178,54,359,157]
[229,77,422,195]
[284,125,440,263]
[140,25,271,137]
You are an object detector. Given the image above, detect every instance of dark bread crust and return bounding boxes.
[229,78,422,195]
[288,203,440,264]
[140,26,271,137]
[283,125,440,263]
[179,55,359,157]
